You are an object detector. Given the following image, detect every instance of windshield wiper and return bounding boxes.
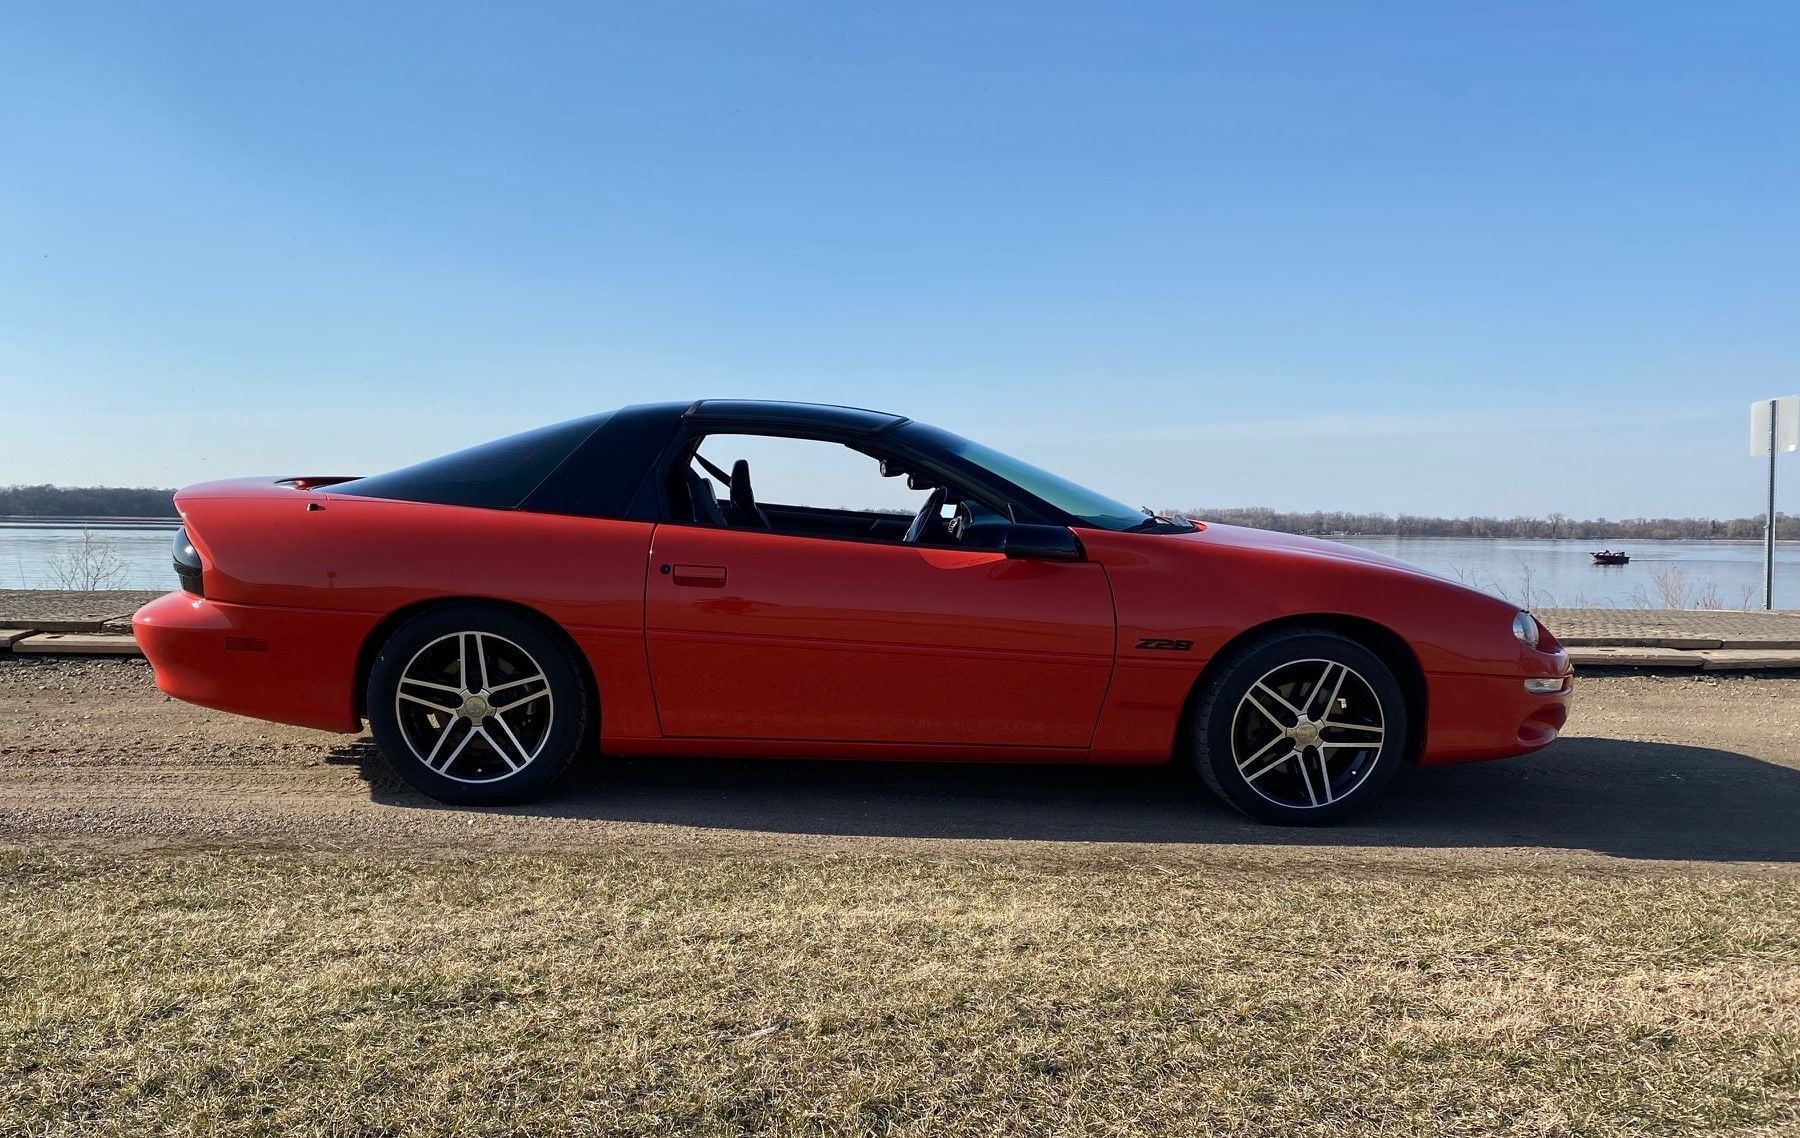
[1124,508,1193,533]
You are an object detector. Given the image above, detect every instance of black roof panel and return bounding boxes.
[685,399,907,434]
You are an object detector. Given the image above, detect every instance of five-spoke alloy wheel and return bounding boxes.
[1192,629,1407,824]
[367,604,591,805]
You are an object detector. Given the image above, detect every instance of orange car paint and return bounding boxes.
[136,478,1572,765]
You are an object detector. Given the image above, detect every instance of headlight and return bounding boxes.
[1512,610,1541,649]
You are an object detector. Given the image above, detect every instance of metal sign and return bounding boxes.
[1751,395,1799,456]
[1752,396,1798,609]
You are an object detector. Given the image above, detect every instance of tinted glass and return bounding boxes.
[334,413,611,509]
[904,424,1147,530]
[524,403,686,518]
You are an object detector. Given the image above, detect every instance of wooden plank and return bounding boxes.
[1568,646,1703,669]
[1698,649,1800,671]
[1559,636,1724,649]
[10,619,114,634]
[12,633,143,656]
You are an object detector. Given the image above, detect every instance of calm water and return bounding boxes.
[1,524,181,590]
[1326,535,1800,609]
[3,524,1796,609]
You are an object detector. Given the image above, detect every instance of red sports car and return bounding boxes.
[135,399,1572,824]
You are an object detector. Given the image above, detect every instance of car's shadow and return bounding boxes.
[325,737,1800,863]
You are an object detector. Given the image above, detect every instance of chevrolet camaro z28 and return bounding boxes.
[134,399,1572,824]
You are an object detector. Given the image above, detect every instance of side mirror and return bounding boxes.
[1002,524,1083,561]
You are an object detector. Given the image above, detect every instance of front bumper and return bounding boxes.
[133,591,373,733]
[1419,668,1573,765]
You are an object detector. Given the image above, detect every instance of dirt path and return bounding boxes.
[2,656,1797,868]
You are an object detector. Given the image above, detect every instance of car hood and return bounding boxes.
[1174,522,1498,595]
[1187,523,1422,569]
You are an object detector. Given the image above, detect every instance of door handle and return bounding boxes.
[668,564,727,587]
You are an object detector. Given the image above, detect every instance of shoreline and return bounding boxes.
[6,517,1800,544]
[6,591,1800,668]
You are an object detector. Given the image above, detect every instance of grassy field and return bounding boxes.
[2,847,1796,1137]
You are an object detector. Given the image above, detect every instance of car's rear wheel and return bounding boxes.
[1192,629,1408,825]
[366,604,591,805]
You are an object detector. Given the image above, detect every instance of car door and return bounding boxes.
[644,524,1117,747]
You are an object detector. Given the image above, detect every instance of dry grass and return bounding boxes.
[1,849,1796,1137]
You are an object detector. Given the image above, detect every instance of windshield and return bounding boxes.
[912,426,1175,531]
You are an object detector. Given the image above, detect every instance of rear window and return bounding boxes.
[333,414,611,509]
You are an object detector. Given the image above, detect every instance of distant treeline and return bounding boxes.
[1177,507,1800,542]
[5,484,1797,540]
[0,484,177,518]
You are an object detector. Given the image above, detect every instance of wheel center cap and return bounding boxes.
[458,693,493,719]
[1290,720,1322,747]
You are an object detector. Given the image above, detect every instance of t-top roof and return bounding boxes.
[683,399,908,434]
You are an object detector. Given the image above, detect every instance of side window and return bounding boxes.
[335,414,609,509]
[678,433,948,542]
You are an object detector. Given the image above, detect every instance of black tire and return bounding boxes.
[1192,629,1408,825]
[366,603,591,806]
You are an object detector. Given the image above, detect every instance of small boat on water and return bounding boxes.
[1591,550,1630,565]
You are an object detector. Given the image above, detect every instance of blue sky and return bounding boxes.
[3,1,1797,518]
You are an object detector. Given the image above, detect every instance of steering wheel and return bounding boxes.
[903,486,948,544]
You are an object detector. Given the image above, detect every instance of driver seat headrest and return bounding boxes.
[730,459,771,528]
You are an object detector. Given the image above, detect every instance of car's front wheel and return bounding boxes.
[1192,629,1408,825]
[366,604,591,805]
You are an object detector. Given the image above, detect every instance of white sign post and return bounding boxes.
[1750,396,1799,609]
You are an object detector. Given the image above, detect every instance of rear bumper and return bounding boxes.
[132,591,372,733]
[1419,669,1573,765]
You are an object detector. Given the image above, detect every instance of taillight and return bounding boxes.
[173,526,204,596]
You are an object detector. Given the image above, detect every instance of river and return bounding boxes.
[2,522,1796,609]
[1319,535,1800,610]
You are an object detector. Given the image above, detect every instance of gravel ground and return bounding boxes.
[2,656,1796,868]
[3,658,1797,1135]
